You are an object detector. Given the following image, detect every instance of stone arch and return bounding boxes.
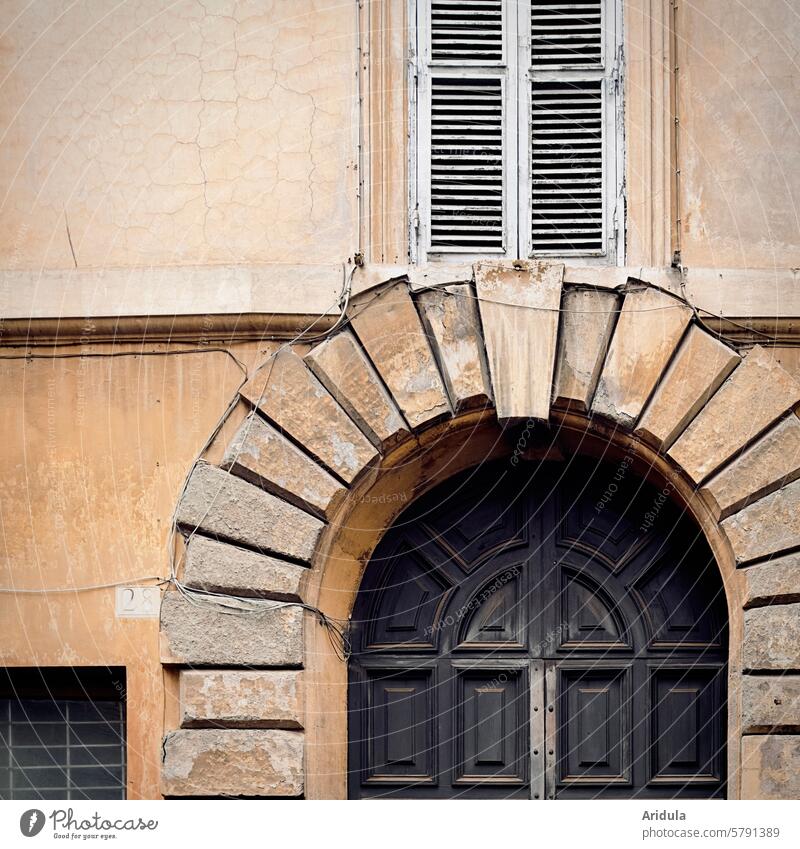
[160,263,800,799]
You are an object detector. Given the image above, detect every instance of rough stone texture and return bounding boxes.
[744,553,800,609]
[349,282,451,429]
[636,325,739,450]
[722,478,800,565]
[175,461,323,563]
[180,670,303,729]
[183,535,305,600]
[702,414,800,520]
[741,736,800,800]
[475,261,563,422]
[592,287,693,427]
[304,330,409,449]
[162,729,303,797]
[239,349,377,484]
[415,283,492,411]
[222,413,345,519]
[669,346,800,483]
[742,675,800,733]
[743,604,800,671]
[552,287,618,413]
[160,591,303,666]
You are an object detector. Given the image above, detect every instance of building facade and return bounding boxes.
[1,0,800,800]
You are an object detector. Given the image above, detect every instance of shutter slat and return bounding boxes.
[530,78,603,253]
[431,1,503,63]
[430,76,504,250]
[530,0,603,68]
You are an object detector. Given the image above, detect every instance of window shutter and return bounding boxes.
[526,1,617,257]
[418,1,512,257]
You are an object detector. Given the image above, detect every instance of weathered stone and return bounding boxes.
[636,325,739,450]
[742,675,800,732]
[415,283,492,411]
[305,329,409,449]
[722,478,800,565]
[162,729,303,797]
[222,413,345,519]
[175,461,323,563]
[742,736,800,799]
[552,287,618,412]
[475,261,563,422]
[744,553,800,608]
[183,535,305,600]
[349,282,451,429]
[702,414,800,520]
[743,604,800,671]
[669,346,800,483]
[160,591,303,667]
[180,670,303,729]
[592,287,693,427]
[239,348,377,483]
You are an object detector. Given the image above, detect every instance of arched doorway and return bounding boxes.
[348,458,728,799]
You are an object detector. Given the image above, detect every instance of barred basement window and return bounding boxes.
[0,667,126,800]
[412,0,624,263]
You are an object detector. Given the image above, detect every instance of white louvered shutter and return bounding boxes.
[417,1,514,258]
[524,1,621,258]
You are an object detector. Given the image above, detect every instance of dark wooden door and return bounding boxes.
[348,460,728,799]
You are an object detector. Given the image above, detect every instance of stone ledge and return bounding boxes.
[179,670,303,730]
[162,729,303,797]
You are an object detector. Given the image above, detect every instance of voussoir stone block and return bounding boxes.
[162,729,303,797]
[742,735,800,799]
[744,552,800,608]
[222,413,345,519]
[552,287,618,413]
[702,414,800,520]
[183,535,305,600]
[669,346,800,483]
[636,325,739,451]
[175,461,323,563]
[305,330,409,449]
[239,348,377,483]
[415,283,492,411]
[722,477,800,565]
[743,603,800,671]
[742,675,800,733]
[349,282,451,429]
[475,261,563,422]
[160,591,303,666]
[180,670,303,729]
[592,287,693,427]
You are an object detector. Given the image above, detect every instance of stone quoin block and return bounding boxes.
[743,552,800,608]
[592,287,693,427]
[222,412,346,518]
[415,283,492,411]
[239,348,377,483]
[162,729,303,797]
[475,261,563,422]
[552,287,619,413]
[741,736,800,799]
[742,675,800,733]
[175,461,324,563]
[160,591,303,666]
[179,670,303,729]
[669,345,800,483]
[636,325,739,451]
[304,329,409,449]
[349,282,451,429]
[701,413,800,520]
[183,535,306,600]
[722,477,800,565]
[743,603,800,671]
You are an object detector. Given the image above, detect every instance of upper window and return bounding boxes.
[411,0,624,263]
